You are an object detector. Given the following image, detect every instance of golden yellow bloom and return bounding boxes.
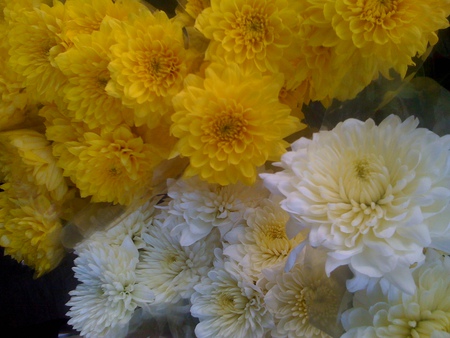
[196,0,300,73]
[171,63,304,185]
[107,10,199,128]
[55,22,134,129]
[0,129,69,202]
[7,1,69,103]
[63,0,148,39]
[181,0,210,20]
[0,194,65,278]
[58,125,162,205]
[327,0,450,78]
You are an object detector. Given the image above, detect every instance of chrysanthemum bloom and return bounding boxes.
[107,10,199,128]
[55,22,134,129]
[7,1,70,103]
[284,2,377,105]
[58,125,162,205]
[0,194,65,277]
[78,199,156,251]
[67,236,155,338]
[38,102,93,159]
[137,210,219,304]
[182,0,210,20]
[342,249,450,337]
[262,115,450,293]
[263,251,338,338]
[195,0,300,73]
[171,62,304,185]
[0,129,69,202]
[325,0,450,79]
[161,175,270,246]
[63,0,148,38]
[191,254,273,338]
[224,197,306,280]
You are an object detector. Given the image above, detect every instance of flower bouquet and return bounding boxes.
[1,0,450,337]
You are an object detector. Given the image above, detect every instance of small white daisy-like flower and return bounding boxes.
[66,237,155,338]
[85,199,157,250]
[190,252,274,338]
[342,249,450,338]
[264,246,344,338]
[224,197,306,281]
[262,115,450,293]
[137,210,220,305]
[162,175,269,246]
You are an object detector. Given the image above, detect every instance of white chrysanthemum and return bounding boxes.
[137,210,220,305]
[191,253,273,338]
[224,197,306,280]
[342,249,450,338]
[67,237,155,338]
[162,175,269,246]
[262,115,450,293]
[85,199,157,250]
[264,264,338,338]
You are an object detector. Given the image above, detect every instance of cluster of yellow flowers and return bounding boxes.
[0,0,449,277]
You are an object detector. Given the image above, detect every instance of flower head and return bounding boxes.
[137,210,219,305]
[262,115,450,293]
[162,175,269,246]
[7,1,69,103]
[263,250,337,338]
[191,253,273,338]
[326,0,450,78]
[57,125,162,205]
[107,10,199,127]
[67,236,155,338]
[55,23,134,129]
[171,62,304,185]
[0,194,65,277]
[196,0,300,73]
[63,0,148,38]
[224,197,306,280]
[342,249,450,337]
[0,129,69,201]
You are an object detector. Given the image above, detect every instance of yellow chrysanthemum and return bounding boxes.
[326,0,450,78]
[107,10,199,128]
[58,125,162,205]
[195,0,300,73]
[0,129,69,202]
[63,0,148,39]
[171,63,304,185]
[0,194,65,278]
[7,1,70,103]
[179,0,210,20]
[55,22,134,129]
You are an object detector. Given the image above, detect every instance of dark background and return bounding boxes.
[0,0,449,336]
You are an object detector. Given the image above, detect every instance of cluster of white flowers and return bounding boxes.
[66,114,450,338]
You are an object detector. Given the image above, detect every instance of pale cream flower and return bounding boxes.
[342,249,450,338]
[224,197,306,280]
[137,210,219,305]
[191,253,273,338]
[162,175,269,246]
[67,237,155,338]
[262,115,450,294]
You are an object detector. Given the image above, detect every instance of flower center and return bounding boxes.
[360,0,398,24]
[354,158,371,179]
[266,223,286,240]
[218,292,235,311]
[142,49,181,91]
[210,108,247,143]
[341,154,389,204]
[233,6,272,53]
[163,253,178,267]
